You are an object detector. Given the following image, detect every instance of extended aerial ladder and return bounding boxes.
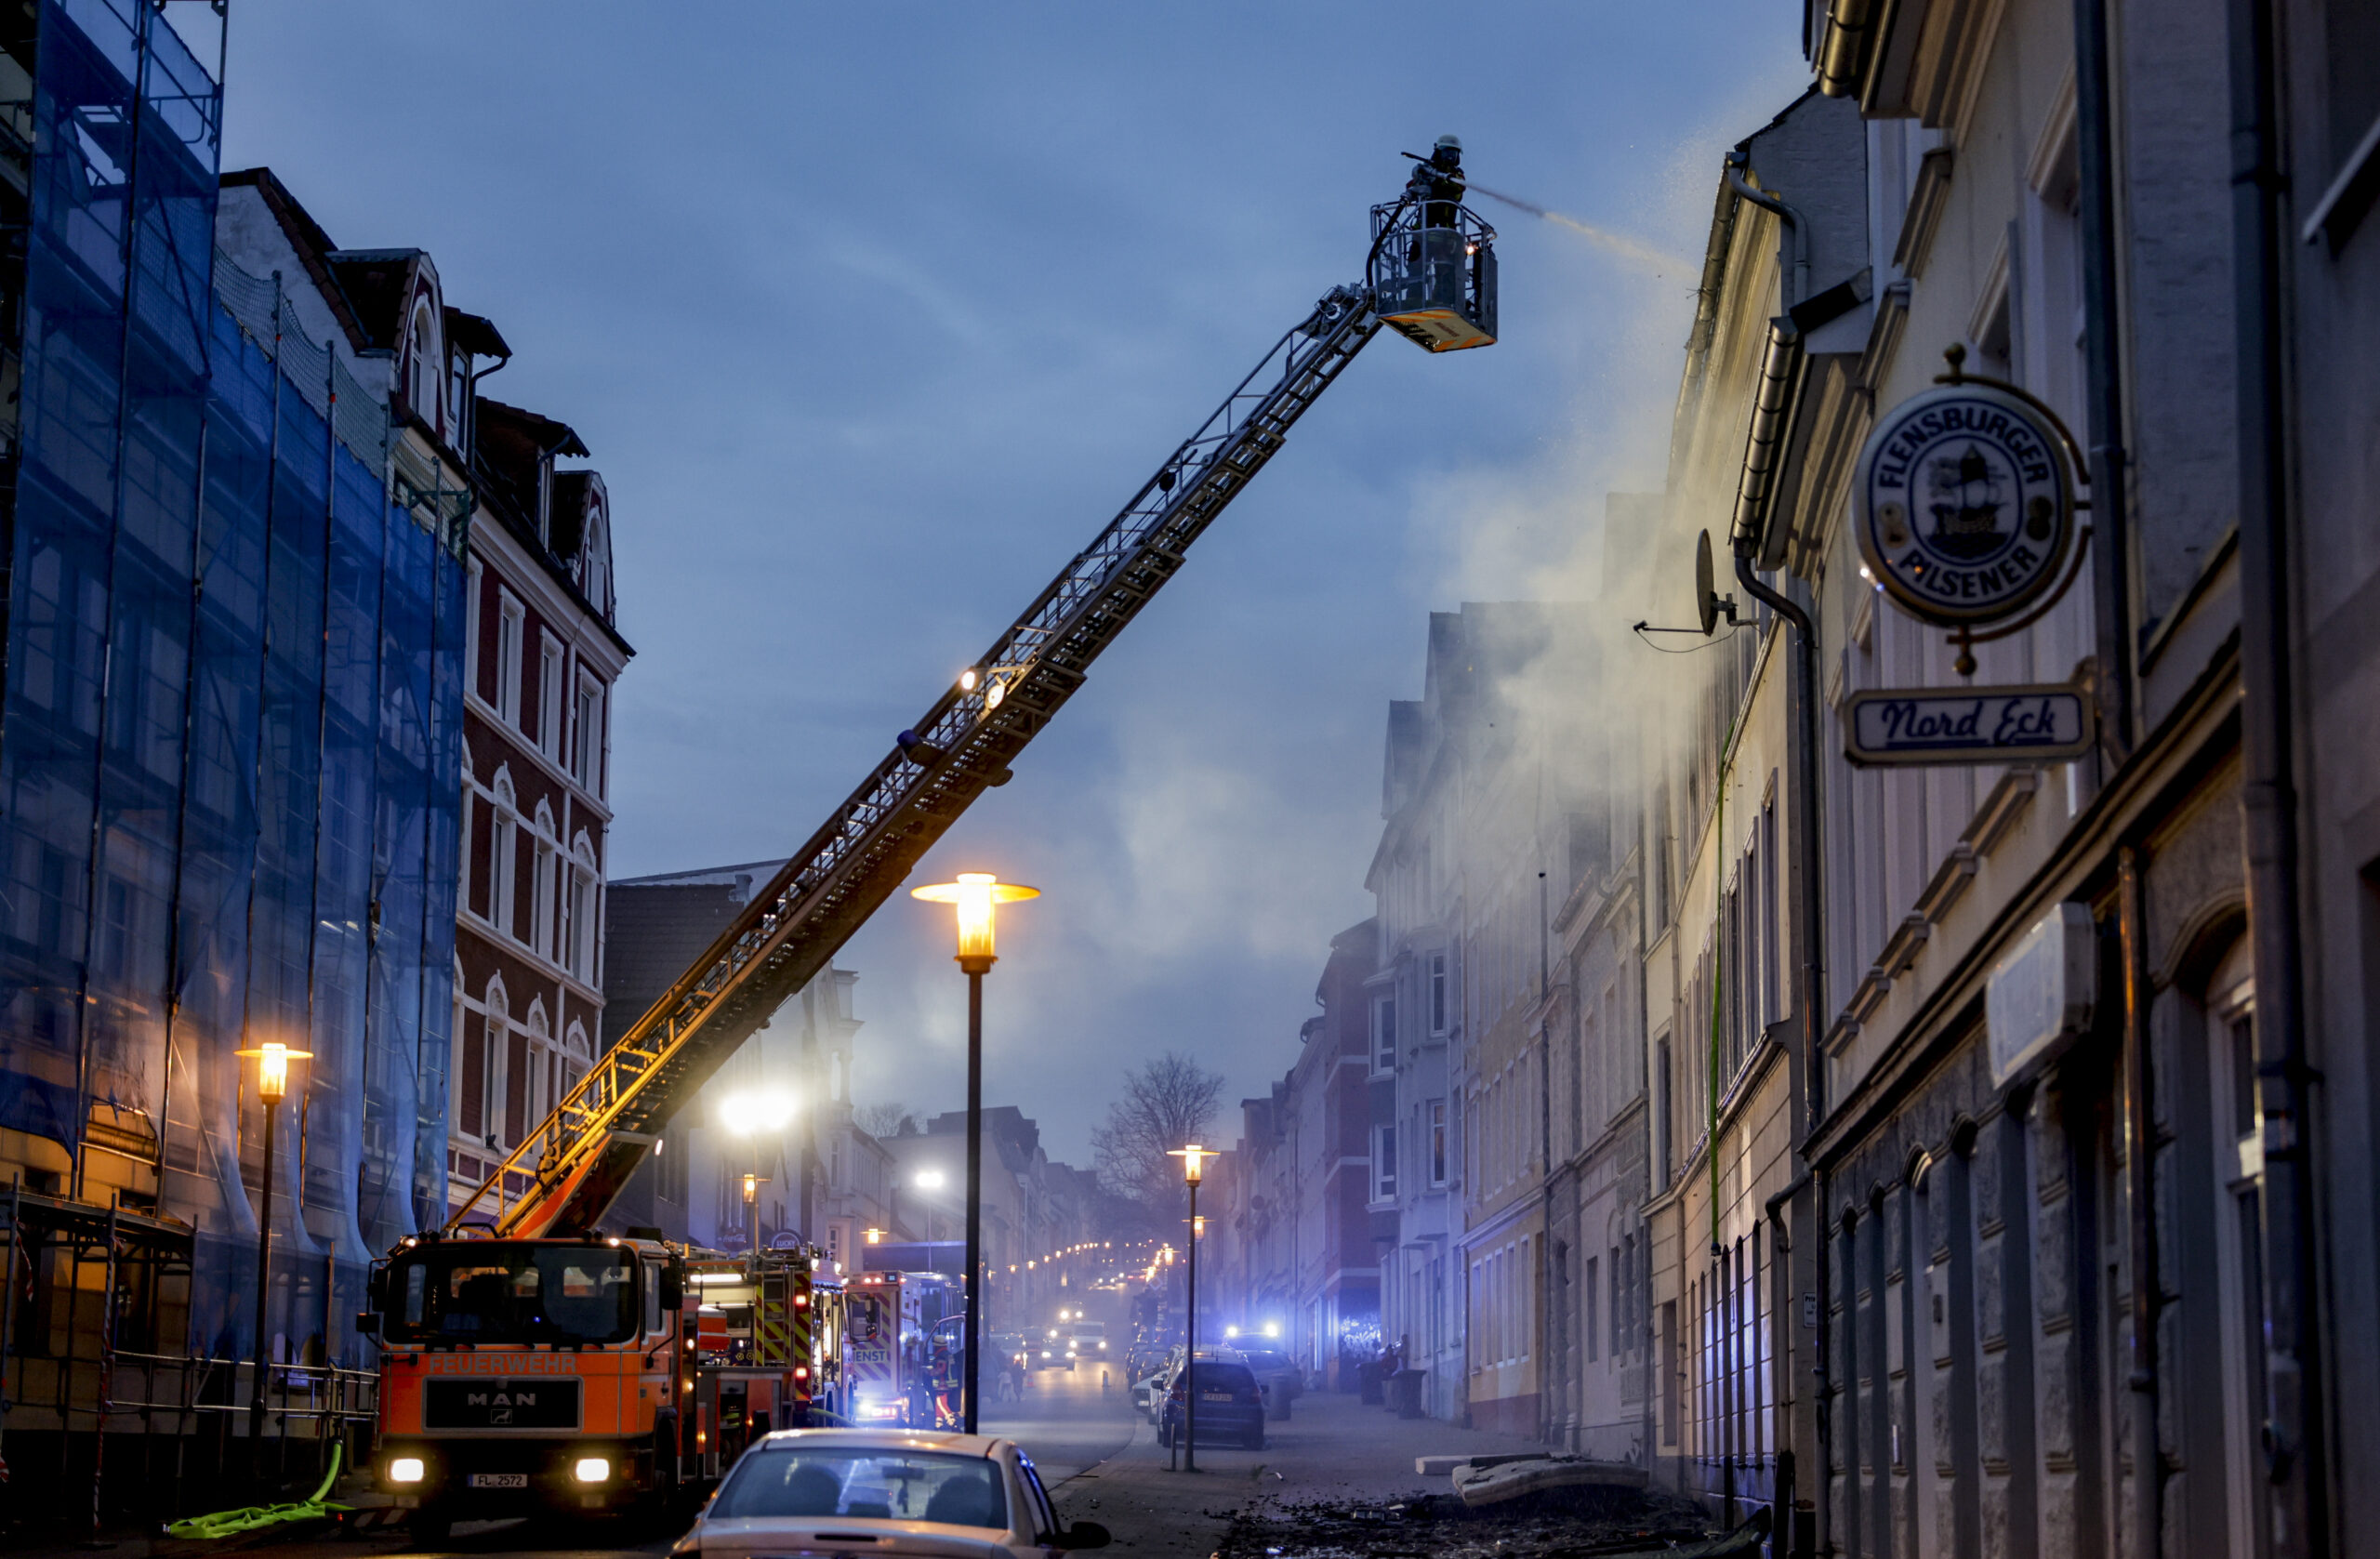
[446,177,1499,1242]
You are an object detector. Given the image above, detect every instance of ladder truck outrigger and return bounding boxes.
[358,163,1496,1539]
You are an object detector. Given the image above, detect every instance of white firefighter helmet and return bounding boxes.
[1435,134,1462,152]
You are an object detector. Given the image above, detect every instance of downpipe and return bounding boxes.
[1723,150,1824,1559]
[2074,0,2136,759]
[2227,0,2327,1550]
[1736,546,1828,1559]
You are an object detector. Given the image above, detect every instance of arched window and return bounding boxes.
[583,509,612,620]
[409,298,443,430]
[526,1001,554,1136]
[463,977,509,1149]
[533,800,559,959]
[490,770,519,941]
[562,1021,592,1103]
[564,831,600,983]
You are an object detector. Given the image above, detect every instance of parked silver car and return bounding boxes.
[669,1429,1110,1559]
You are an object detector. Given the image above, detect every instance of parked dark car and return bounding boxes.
[1157,1360,1265,1450]
[1230,1346,1302,1419]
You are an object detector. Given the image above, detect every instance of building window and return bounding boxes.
[573,676,603,792]
[1428,952,1449,1034]
[1655,1037,1673,1183]
[458,782,476,917]
[525,1003,554,1134]
[565,839,599,983]
[1372,994,1396,1073]
[470,981,509,1150]
[409,299,442,431]
[491,775,519,939]
[1585,1254,1600,1362]
[496,591,524,726]
[464,558,483,694]
[538,641,563,758]
[1428,1099,1448,1186]
[562,1021,590,1102]
[1372,1124,1398,1202]
[533,831,557,960]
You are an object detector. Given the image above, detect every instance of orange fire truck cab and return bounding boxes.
[364,1233,688,1538]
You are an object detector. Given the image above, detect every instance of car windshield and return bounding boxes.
[384,1245,639,1345]
[1238,1348,1289,1370]
[1183,1363,1257,1393]
[711,1447,1008,1529]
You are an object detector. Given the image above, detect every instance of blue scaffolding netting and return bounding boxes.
[0,0,463,1373]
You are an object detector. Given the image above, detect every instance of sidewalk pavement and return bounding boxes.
[1049,1390,1554,1559]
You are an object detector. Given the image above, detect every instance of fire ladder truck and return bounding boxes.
[361,166,1496,1538]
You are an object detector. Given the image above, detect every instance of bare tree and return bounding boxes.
[1091,1051,1224,1218]
[853,1100,913,1139]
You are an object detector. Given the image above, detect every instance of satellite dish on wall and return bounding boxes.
[1695,531,1737,636]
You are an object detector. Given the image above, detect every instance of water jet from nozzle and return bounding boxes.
[1463,179,1680,274]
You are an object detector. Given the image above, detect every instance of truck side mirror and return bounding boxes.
[355,1310,381,1337]
[660,1265,683,1311]
[365,1264,387,1311]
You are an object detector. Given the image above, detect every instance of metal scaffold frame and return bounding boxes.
[0,1178,378,1528]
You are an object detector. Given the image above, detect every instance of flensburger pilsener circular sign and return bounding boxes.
[1853,383,2077,625]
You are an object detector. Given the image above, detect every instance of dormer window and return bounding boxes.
[409,298,443,431]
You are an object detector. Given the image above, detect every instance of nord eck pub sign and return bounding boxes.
[1845,357,2096,767]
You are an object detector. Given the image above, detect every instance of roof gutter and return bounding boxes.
[1724,152,1812,561]
[1814,0,1882,99]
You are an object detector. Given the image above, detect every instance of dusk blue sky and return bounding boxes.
[218,4,1806,1165]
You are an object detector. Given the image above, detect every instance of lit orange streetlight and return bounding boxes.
[911,872,1038,1436]
[233,1038,311,1460]
[1167,1145,1210,1470]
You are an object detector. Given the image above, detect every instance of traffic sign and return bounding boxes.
[1854,381,2078,625]
[1844,682,2095,767]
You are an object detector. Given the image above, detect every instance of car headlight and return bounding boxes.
[574,1458,611,1485]
[388,1457,426,1485]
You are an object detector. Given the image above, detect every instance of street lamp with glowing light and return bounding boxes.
[1167,1144,1210,1471]
[233,1038,311,1471]
[723,1090,797,1265]
[909,872,1039,1437]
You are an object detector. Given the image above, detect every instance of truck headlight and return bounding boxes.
[388,1457,426,1485]
[574,1458,611,1485]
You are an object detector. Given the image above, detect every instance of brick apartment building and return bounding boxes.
[447,403,629,1213]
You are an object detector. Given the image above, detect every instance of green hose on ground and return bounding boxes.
[165,1445,351,1539]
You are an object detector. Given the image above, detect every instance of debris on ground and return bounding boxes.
[1214,1486,1762,1559]
[1450,1456,1650,1509]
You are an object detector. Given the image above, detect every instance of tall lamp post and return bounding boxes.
[235,1038,310,1476]
[1167,1145,1210,1472]
[913,1169,946,1256]
[722,1091,797,1270]
[911,871,1038,1434]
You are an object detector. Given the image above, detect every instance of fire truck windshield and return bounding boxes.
[384,1245,640,1345]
